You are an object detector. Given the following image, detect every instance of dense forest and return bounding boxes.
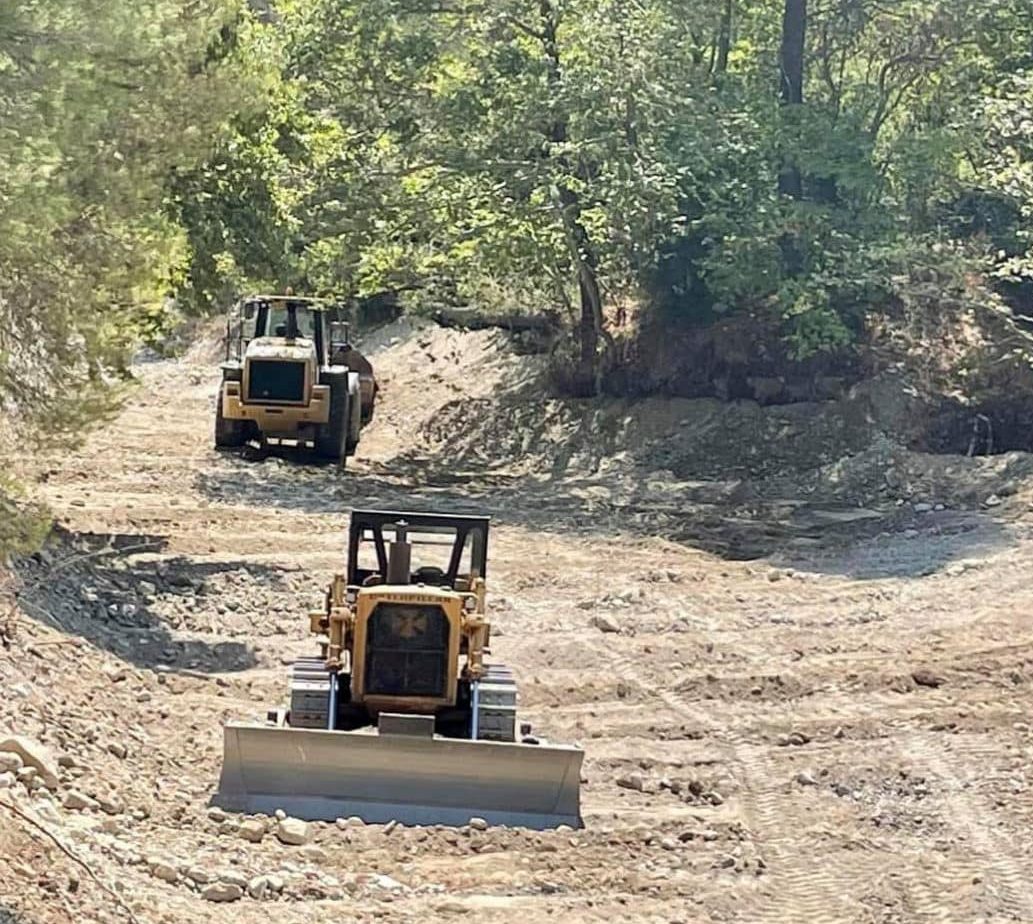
[2,0,1033,439]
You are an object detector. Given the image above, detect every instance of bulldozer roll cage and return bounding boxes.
[347,510,490,588]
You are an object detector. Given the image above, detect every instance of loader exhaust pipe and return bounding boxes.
[387,522,411,584]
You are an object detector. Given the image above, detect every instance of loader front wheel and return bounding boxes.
[314,374,349,466]
[214,394,247,449]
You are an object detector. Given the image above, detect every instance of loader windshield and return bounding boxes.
[231,298,322,349]
[265,305,317,340]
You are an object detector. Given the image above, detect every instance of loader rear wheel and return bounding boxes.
[345,374,362,456]
[214,394,247,449]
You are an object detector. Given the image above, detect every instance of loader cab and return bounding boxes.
[217,292,373,459]
[225,296,349,368]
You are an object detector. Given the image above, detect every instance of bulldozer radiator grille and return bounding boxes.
[247,360,305,403]
[364,603,449,698]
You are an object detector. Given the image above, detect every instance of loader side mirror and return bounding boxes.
[330,321,351,350]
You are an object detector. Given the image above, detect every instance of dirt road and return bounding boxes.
[3,322,1033,924]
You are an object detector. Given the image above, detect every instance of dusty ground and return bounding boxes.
[3,319,1033,923]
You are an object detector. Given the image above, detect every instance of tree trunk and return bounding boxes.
[778,0,807,198]
[431,308,558,334]
[539,0,604,396]
[715,0,733,74]
[575,237,603,395]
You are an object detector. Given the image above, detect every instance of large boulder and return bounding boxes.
[0,736,60,788]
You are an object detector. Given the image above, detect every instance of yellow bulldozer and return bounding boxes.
[215,510,583,829]
[215,294,377,465]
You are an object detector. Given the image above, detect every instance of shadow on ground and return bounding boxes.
[194,452,1019,575]
[13,528,269,674]
[774,510,1015,579]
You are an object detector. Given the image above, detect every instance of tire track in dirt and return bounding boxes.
[579,624,1033,924]
[896,733,1033,922]
[12,326,1033,924]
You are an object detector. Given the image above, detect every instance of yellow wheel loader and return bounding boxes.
[215,295,378,464]
[215,510,583,829]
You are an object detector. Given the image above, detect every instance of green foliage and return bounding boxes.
[0,0,250,445]
[175,0,1031,376]
[780,286,854,360]
[0,478,50,558]
[7,0,1029,417]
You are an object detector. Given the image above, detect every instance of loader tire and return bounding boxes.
[214,393,247,449]
[314,372,349,466]
[345,373,362,456]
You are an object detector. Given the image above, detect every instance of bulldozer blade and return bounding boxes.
[214,722,584,829]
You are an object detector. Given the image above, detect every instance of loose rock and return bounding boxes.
[248,876,273,900]
[239,819,266,843]
[96,797,123,816]
[185,867,213,885]
[590,614,620,634]
[62,790,98,811]
[149,863,179,884]
[202,882,243,903]
[275,817,310,846]
[0,752,23,775]
[616,773,646,792]
[912,669,946,689]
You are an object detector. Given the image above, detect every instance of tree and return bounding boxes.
[0,0,249,445]
[715,0,733,74]
[778,0,806,198]
[173,0,1033,378]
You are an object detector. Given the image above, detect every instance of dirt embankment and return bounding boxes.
[2,317,1033,924]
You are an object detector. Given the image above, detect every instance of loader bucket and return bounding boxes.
[214,722,584,829]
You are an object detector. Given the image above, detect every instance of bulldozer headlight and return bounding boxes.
[345,587,358,605]
[462,595,477,613]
